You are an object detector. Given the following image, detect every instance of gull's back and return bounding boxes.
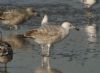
[0,7,37,25]
[26,24,67,44]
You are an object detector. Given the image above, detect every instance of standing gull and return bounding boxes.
[24,15,79,56]
[0,7,39,29]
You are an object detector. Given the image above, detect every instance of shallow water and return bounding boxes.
[0,0,100,73]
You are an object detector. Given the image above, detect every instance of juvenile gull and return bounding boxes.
[81,0,96,8]
[0,7,38,29]
[0,31,13,67]
[24,15,79,56]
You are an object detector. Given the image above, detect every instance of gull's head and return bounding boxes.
[26,7,38,16]
[41,14,48,25]
[61,22,71,29]
[61,22,79,31]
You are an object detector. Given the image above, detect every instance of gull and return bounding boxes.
[81,0,96,8]
[0,31,13,67]
[24,15,79,56]
[0,7,39,29]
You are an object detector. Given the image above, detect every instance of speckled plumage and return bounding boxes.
[25,15,77,56]
[0,31,13,67]
[0,7,38,29]
[26,24,68,45]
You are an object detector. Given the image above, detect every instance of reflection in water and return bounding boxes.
[56,46,99,66]
[34,56,62,73]
[6,33,31,49]
[83,2,97,43]
[85,24,97,42]
[0,67,8,73]
[84,11,95,22]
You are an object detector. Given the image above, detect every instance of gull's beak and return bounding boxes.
[34,12,40,17]
[75,27,79,31]
[71,25,79,31]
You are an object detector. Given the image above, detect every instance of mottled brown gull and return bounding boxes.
[24,15,79,56]
[0,31,13,67]
[0,7,38,29]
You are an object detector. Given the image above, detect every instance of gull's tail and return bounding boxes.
[41,14,48,25]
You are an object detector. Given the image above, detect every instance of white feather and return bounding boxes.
[41,14,48,25]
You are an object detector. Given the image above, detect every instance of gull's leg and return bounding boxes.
[41,44,44,56]
[14,25,18,30]
[9,26,13,30]
[47,56,50,69]
[42,56,47,67]
[41,56,44,67]
[4,63,7,69]
[41,44,47,56]
[41,44,51,57]
[47,44,51,57]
